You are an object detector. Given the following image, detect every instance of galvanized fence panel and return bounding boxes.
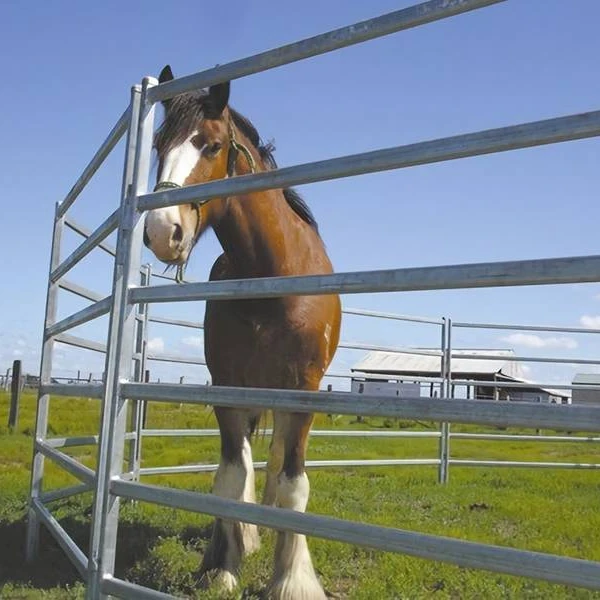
[25,1,600,597]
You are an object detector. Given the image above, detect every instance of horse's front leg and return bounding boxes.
[267,411,326,600]
[200,407,261,591]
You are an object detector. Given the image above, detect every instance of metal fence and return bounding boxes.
[26,1,600,598]
[136,277,600,481]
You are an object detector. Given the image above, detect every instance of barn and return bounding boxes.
[571,373,600,406]
[351,349,570,404]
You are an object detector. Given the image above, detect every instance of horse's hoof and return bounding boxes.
[266,570,327,600]
[200,568,238,592]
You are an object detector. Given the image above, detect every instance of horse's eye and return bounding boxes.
[190,134,205,150]
[207,141,222,155]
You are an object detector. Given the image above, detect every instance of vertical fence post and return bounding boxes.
[26,203,64,561]
[438,318,452,484]
[86,78,155,600]
[129,263,151,481]
[8,359,22,431]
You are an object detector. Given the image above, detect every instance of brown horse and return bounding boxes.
[143,65,341,599]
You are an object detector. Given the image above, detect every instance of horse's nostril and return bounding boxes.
[172,224,183,243]
[143,227,150,247]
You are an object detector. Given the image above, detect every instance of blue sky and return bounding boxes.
[2,0,600,390]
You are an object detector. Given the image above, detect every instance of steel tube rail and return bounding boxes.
[452,379,600,391]
[450,460,600,470]
[65,217,117,257]
[55,333,107,354]
[112,479,600,590]
[339,341,442,356]
[102,576,174,600]
[130,254,600,304]
[138,110,600,213]
[147,314,203,329]
[45,296,111,339]
[35,440,96,486]
[335,371,444,383]
[86,80,152,598]
[39,383,103,398]
[148,0,506,103]
[451,433,600,442]
[59,279,104,302]
[141,428,442,438]
[57,108,130,218]
[32,499,88,578]
[138,459,440,476]
[39,482,92,504]
[26,203,63,562]
[45,433,135,448]
[121,383,600,432]
[139,428,600,442]
[51,209,120,283]
[146,353,206,366]
[453,320,600,335]
[451,352,600,366]
[343,307,444,325]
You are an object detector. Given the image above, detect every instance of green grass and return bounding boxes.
[1,391,600,599]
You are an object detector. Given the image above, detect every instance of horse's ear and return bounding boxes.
[206,81,230,118]
[158,65,174,84]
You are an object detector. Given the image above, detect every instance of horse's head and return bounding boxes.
[143,64,235,266]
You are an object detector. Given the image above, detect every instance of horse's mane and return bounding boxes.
[153,91,319,233]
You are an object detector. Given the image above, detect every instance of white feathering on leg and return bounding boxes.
[268,473,326,600]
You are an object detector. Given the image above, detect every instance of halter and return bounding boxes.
[152,119,256,283]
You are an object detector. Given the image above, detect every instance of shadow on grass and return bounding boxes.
[0,512,212,591]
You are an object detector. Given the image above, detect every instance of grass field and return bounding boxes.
[1,390,600,599]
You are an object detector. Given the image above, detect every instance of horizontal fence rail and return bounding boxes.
[112,479,600,590]
[59,279,104,303]
[45,296,111,339]
[138,458,441,477]
[146,353,206,366]
[148,0,506,103]
[40,383,104,398]
[65,217,117,257]
[122,383,600,432]
[454,320,600,334]
[138,111,600,212]
[130,254,600,304]
[54,333,107,354]
[35,441,96,486]
[451,351,600,366]
[32,499,89,578]
[57,108,130,218]
[343,307,444,325]
[51,209,120,283]
[453,379,600,392]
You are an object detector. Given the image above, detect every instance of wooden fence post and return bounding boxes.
[9,359,22,431]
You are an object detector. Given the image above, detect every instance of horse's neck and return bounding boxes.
[213,191,302,278]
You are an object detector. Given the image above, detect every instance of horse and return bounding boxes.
[142,65,342,599]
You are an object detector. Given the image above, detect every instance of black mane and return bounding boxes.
[153,91,319,233]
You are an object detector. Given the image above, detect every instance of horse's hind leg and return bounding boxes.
[267,411,326,600]
[200,407,261,591]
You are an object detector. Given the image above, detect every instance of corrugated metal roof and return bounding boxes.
[572,373,600,385]
[352,349,524,379]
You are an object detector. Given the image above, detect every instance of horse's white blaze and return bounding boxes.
[158,132,203,187]
[269,473,326,600]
